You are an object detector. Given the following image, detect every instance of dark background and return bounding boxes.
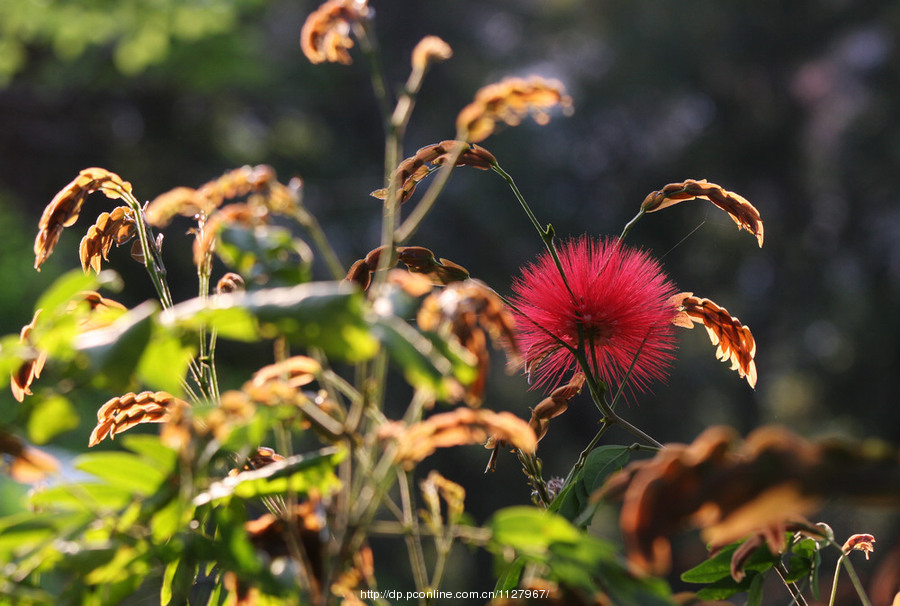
[1,0,898,602]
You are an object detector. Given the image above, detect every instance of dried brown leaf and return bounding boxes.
[677,295,757,388]
[78,206,137,273]
[456,76,573,143]
[35,168,134,270]
[300,0,369,65]
[641,179,764,247]
[0,431,59,483]
[89,391,189,447]
[249,356,321,389]
[385,408,537,468]
[411,36,452,72]
[10,310,47,402]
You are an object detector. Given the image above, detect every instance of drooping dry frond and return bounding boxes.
[89,391,189,447]
[411,36,453,73]
[215,272,246,294]
[371,140,496,204]
[594,425,900,576]
[641,179,764,247]
[419,470,466,533]
[527,372,586,444]
[249,356,321,389]
[0,431,59,483]
[418,280,520,405]
[381,408,537,469]
[456,76,573,143]
[674,294,757,388]
[35,167,134,270]
[78,206,137,273]
[300,0,370,65]
[145,165,298,228]
[345,245,470,289]
[10,310,47,403]
[229,446,286,477]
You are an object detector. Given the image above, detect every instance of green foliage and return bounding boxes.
[551,445,633,525]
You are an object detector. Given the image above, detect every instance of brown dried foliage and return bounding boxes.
[411,36,452,73]
[370,140,496,204]
[230,446,286,477]
[456,76,573,143]
[35,167,134,270]
[10,310,47,403]
[672,293,757,388]
[595,425,900,576]
[249,356,321,390]
[300,0,369,65]
[345,245,470,289]
[527,372,586,444]
[78,206,137,273]
[89,391,190,447]
[419,470,466,533]
[0,430,59,483]
[641,179,764,247]
[842,533,876,560]
[381,408,537,469]
[216,271,246,294]
[145,165,297,228]
[418,280,520,405]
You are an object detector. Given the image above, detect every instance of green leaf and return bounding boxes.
[552,445,632,524]
[167,282,380,362]
[217,224,312,287]
[193,447,344,506]
[695,576,753,601]
[136,326,195,394]
[0,511,91,561]
[74,451,168,496]
[490,506,580,557]
[681,543,737,583]
[29,482,133,511]
[747,572,765,606]
[74,300,157,390]
[120,434,178,470]
[372,315,476,399]
[34,269,109,316]
[26,393,79,444]
[494,557,525,592]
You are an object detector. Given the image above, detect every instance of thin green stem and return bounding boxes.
[294,208,346,281]
[829,553,873,606]
[774,561,808,606]
[399,469,430,595]
[619,208,645,241]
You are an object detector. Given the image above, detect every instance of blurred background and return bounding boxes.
[1,0,898,602]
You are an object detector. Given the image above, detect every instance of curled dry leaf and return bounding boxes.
[345,244,470,289]
[641,179,764,247]
[35,167,134,270]
[229,446,286,477]
[249,355,321,390]
[673,293,757,388]
[300,0,369,65]
[145,165,298,228]
[78,206,137,273]
[370,140,496,204]
[10,310,47,403]
[215,272,245,295]
[419,470,466,534]
[0,431,59,483]
[89,391,190,447]
[411,36,452,73]
[595,425,900,576]
[456,76,573,143]
[418,280,519,405]
[527,372,586,444]
[382,408,537,469]
[842,533,876,560]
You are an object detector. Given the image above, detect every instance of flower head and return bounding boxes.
[510,236,678,394]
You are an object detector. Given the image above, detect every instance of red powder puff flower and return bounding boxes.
[510,236,678,394]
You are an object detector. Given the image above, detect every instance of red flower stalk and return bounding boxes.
[510,236,678,394]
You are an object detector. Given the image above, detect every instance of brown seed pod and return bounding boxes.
[249,356,321,390]
[371,140,497,204]
[300,0,370,65]
[215,272,245,294]
[641,179,764,247]
[89,391,190,447]
[35,168,134,270]
[78,206,137,273]
[674,293,757,388]
[411,36,452,73]
[10,310,47,403]
[381,407,537,469]
[456,76,573,143]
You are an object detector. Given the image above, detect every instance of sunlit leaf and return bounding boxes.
[26,393,79,444]
[74,301,156,390]
[120,434,179,472]
[74,451,168,496]
[166,282,380,362]
[552,445,632,524]
[136,327,195,394]
[193,447,344,506]
[490,506,581,557]
[29,482,133,512]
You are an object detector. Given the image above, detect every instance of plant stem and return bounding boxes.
[619,208,645,241]
[829,553,873,606]
[774,561,808,606]
[399,469,430,595]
